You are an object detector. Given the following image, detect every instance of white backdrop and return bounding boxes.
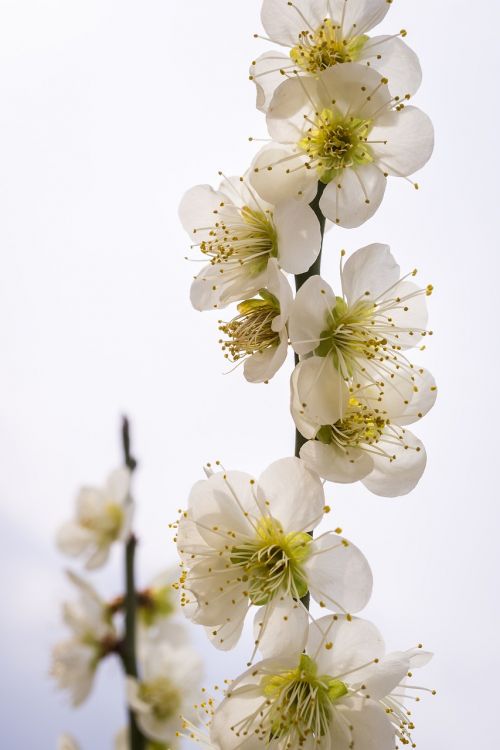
[1,0,498,747]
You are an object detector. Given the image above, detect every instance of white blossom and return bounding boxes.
[252,0,422,111]
[291,357,436,496]
[179,174,322,310]
[250,63,433,228]
[126,642,202,745]
[210,615,433,750]
[176,457,372,658]
[289,243,433,386]
[218,259,293,383]
[51,572,116,706]
[56,467,132,569]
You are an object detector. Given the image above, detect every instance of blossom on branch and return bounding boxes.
[179,174,322,311]
[176,457,372,658]
[51,572,117,706]
[250,63,433,227]
[218,259,293,383]
[210,615,433,750]
[56,467,133,569]
[252,0,422,111]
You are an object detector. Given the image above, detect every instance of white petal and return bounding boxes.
[106,466,131,503]
[257,456,325,534]
[318,64,392,120]
[266,258,293,329]
[211,691,267,750]
[307,615,385,677]
[190,261,269,312]
[274,200,322,274]
[336,699,395,750]
[188,471,257,544]
[178,184,228,242]
[319,164,386,228]
[305,531,372,613]
[370,106,434,177]
[380,279,429,348]
[362,429,426,497]
[261,0,326,46]
[300,440,373,484]
[360,36,422,98]
[395,367,437,426]
[342,243,400,306]
[254,596,308,659]
[290,364,320,440]
[243,334,289,383]
[351,651,412,698]
[267,74,322,142]
[205,598,249,651]
[250,51,292,113]
[85,544,110,570]
[56,523,92,557]
[58,735,80,750]
[408,648,433,667]
[250,144,317,204]
[289,275,337,356]
[294,356,349,426]
[328,0,392,35]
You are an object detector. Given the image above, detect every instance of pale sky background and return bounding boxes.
[0,0,498,747]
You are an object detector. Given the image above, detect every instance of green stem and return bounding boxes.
[294,183,327,611]
[121,417,146,750]
[294,182,327,459]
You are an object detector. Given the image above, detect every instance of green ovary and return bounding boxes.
[230,516,312,605]
[261,654,348,742]
[299,109,373,183]
[138,677,181,722]
[290,20,368,72]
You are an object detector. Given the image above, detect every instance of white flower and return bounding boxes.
[289,243,433,385]
[291,357,436,496]
[176,457,372,658]
[56,467,132,569]
[250,64,434,228]
[210,615,433,750]
[58,735,80,750]
[126,643,202,745]
[51,571,116,706]
[218,259,293,383]
[179,174,322,311]
[252,0,422,111]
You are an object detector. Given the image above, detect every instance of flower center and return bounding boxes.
[298,109,373,183]
[80,502,124,544]
[317,398,388,449]
[218,289,281,362]
[230,517,312,605]
[200,205,277,277]
[260,654,348,743]
[138,677,182,722]
[290,20,368,73]
[315,296,383,378]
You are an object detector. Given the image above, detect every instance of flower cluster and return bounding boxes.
[53,462,203,749]
[178,1,436,748]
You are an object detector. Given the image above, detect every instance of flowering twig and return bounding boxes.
[120,416,145,750]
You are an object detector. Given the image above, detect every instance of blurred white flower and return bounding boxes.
[176,457,372,658]
[252,0,421,111]
[126,643,202,745]
[51,572,116,706]
[250,64,433,228]
[211,615,433,750]
[218,259,293,383]
[115,726,169,749]
[291,358,436,496]
[289,244,433,384]
[56,467,132,569]
[179,174,322,311]
[138,568,191,650]
[57,735,80,750]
